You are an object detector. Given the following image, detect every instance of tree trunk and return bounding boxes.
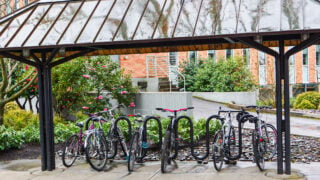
[0,103,5,125]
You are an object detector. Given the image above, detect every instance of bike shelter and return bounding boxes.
[0,0,320,175]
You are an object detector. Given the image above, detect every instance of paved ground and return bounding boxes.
[0,158,319,180]
[192,97,320,137]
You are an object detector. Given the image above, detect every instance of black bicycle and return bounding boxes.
[212,109,244,171]
[157,107,194,173]
[244,105,277,171]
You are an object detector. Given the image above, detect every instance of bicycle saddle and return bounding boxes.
[76,122,84,128]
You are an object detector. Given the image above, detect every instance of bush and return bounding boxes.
[295,99,316,109]
[4,109,38,130]
[4,102,20,113]
[54,122,78,143]
[0,126,24,150]
[193,57,256,92]
[293,91,320,109]
[21,125,40,143]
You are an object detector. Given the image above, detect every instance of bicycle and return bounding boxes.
[157,107,194,173]
[61,113,100,167]
[84,104,131,160]
[127,113,162,172]
[244,105,277,171]
[85,114,110,171]
[212,109,244,171]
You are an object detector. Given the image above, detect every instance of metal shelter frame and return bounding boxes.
[0,0,320,175]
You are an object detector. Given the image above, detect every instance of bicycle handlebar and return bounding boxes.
[245,105,272,110]
[155,107,194,113]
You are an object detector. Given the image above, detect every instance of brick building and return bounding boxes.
[119,46,320,93]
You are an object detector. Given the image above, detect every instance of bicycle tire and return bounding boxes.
[128,133,139,172]
[225,126,239,161]
[62,134,79,167]
[212,130,224,171]
[261,123,277,160]
[85,132,109,171]
[161,130,171,173]
[252,131,265,171]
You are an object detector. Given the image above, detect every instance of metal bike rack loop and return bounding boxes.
[141,116,163,158]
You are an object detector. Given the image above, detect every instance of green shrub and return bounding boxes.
[54,122,78,143]
[294,91,320,109]
[295,99,316,109]
[193,57,256,92]
[0,126,24,150]
[21,125,40,143]
[4,109,38,130]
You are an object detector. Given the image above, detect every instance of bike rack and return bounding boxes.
[172,115,221,161]
[141,116,163,158]
[114,116,132,140]
[114,116,132,156]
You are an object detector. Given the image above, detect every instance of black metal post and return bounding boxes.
[37,53,55,171]
[284,52,291,174]
[276,40,284,174]
[37,66,47,171]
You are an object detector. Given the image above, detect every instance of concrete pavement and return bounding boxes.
[1,158,319,180]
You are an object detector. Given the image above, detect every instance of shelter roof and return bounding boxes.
[0,0,320,56]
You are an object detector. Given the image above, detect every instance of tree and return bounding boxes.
[192,57,256,92]
[0,58,37,125]
[52,56,137,116]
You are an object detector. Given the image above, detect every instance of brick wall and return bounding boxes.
[120,46,320,86]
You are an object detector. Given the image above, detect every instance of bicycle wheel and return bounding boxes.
[128,133,139,172]
[161,130,171,173]
[62,135,79,167]
[252,131,266,171]
[212,130,224,171]
[261,123,277,160]
[225,126,239,161]
[85,132,109,171]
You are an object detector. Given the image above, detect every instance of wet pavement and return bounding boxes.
[192,97,320,137]
[0,158,319,180]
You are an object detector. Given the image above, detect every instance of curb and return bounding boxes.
[193,96,320,120]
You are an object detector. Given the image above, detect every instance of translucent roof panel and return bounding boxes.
[8,4,51,47]
[41,1,82,46]
[24,3,66,47]
[153,0,182,39]
[0,0,319,51]
[0,10,32,48]
[77,0,114,44]
[133,0,166,40]
[95,0,131,42]
[280,0,303,31]
[173,0,201,38]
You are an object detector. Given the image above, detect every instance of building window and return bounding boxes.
[303,48,308,65]
[208,50,215,62]
[243,48,250,67]
[188,51,197,64]
[288,46,295,84]
[169,52,178,66]
[316,45,320,82]
[316,45,320,66]
[14,0,19,10]
[258,51,266,85]
[302,48,309,83]
[226,49,233,59]
[24,0,29,6]
[6,0,11,14]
